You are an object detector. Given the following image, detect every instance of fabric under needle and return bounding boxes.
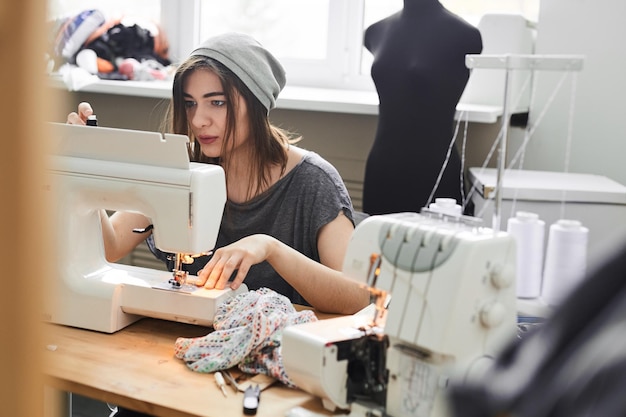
[215,371,228,397]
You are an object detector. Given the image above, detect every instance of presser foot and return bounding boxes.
[169,270,189,288]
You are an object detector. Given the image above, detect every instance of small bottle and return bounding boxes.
[86,114,98,126]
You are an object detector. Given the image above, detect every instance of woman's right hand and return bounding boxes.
[66,102,94,125]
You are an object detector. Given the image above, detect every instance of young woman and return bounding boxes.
[67,32,370,315]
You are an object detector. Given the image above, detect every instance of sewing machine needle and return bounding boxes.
[215,372,228,397]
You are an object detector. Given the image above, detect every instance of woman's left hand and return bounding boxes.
[197,234,277,290]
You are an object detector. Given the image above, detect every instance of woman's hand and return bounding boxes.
[199,225,370,314]
[66,102,94,125]
[198,234,277,290]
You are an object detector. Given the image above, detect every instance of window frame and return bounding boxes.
[160,0,376,91]
[143,0,540,94]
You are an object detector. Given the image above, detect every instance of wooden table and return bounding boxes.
[43,318,337,417]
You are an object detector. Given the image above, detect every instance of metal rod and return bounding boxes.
[493,67,512,231]
[462,53,586,231]
[466,54,585,72]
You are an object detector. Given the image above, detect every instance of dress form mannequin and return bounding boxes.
[362,0,482,215]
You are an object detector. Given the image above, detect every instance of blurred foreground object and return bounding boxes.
[448,240,626,417]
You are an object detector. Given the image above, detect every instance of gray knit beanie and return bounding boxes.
[190,33,286,113]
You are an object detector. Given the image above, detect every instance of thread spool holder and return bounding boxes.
[464,54,585,231]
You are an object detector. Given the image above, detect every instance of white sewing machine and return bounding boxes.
[44,123,246,333]
[283,212,517,417]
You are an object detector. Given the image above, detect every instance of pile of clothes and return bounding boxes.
[49,9,172,81]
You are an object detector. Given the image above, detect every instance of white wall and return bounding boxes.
[514,0,626,186]
[57,0,626,197]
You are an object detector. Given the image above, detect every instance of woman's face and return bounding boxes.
[183,68,249,158]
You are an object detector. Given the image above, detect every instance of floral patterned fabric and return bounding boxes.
[174,287,318,386]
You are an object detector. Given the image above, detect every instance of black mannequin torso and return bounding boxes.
[362,0,482,215]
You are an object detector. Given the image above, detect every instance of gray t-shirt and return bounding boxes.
[149,151,354,306]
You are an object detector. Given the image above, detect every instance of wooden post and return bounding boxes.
[0,0,57,415]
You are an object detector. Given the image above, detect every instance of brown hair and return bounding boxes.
[164,55,300,201]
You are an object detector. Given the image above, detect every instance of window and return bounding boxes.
[49,0,539,91]
[47,0,161,23]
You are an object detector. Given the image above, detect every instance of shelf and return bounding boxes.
[50,74,509,122]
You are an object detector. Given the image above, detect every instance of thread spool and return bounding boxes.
[507,211,545,299]
[541,219,589,306]
[428,198,462,217]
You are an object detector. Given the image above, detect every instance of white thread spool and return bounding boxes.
[541,219,589,306]
[428,198,462,217]
[507,211,545,299]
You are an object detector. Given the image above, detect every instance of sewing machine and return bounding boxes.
[283,212,517,417]
[44,123,247,333]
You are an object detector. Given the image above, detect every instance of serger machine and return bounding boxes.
[283,212,517,417]
[44,123,246,333]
